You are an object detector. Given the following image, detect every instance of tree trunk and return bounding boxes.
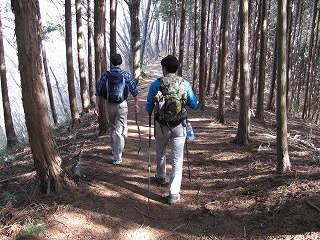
[206,0,218,96]
[255,0,267,120]
[35,1,59,125]
[140,0,152,65]
[11,0,63,193]
[76,0,90,113]
[178,0,186,76]
[236,0,250,146]
[198,0,207,111]
[302,0,318,120]
[276,0,291,173]
[65,0,80,125]
[87,0,95,107]
[95,0,108,135]
[230,6,240,104]
[110,0,117,56]
[216,0,229,124]
[0,10,18,148]
[193,0,200,93]
[128,0,142,84]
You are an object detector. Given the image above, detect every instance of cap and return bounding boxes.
[110,53,122,65]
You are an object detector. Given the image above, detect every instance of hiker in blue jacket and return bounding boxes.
[145,55,198,204]
[95,53,139,165]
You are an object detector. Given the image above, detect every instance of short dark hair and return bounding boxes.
[110,53,122,66]
[161,55,179,73]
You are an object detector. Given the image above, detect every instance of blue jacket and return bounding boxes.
[145,77,198,114]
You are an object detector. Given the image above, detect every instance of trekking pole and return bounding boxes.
[135,113,142,154]
[185,132,191,181]
[147,112,152,214]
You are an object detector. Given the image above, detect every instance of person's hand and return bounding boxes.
[94,106,99,116]
[134,104,139,113]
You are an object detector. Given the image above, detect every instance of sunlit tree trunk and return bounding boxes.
[178,0,186,76]
[193,0,200,92]
[140,0,151,65]
[236,0,250,146]
[276,0,291,173]
[127,0,142,84]
[76,0,90,113]
[95,0,107,135]
[11,0,63,193]
[87,0,95,107]
[35,1,59,125]
[0,10,18,148]
[65,0,80,125]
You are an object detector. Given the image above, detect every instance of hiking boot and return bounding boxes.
[113,159,122,165]
[168,194,180,205]
[154,175,166,185]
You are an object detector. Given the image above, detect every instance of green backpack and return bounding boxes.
[154,76,188,123]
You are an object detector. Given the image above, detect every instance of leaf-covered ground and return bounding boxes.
[1,58,320,239]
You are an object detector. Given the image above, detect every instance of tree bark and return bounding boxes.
[65,0,80,125]
[255,0,267,120]
[192,0,200,93]
[178,0,186,76]
[87,0,95,107]
[0,10,18,148]
[276,0,291,173]
[35,1,59,125]
[11,0,63,193]
[76,0,90,113]
[128,0,142,84]
[198,0,207,111]
[236,0,250,146]
[95,0,108,135]
[216,0,229,124]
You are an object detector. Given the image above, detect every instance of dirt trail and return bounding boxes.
[1,56,320,239]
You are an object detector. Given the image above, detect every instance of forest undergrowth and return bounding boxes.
[0,59,320,239]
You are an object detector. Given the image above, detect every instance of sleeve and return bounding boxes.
[185,80,198,110]
[145,80,160,113]
[124,72,139,97]
[95,72,107,97]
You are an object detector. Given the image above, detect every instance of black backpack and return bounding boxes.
[101,70,129,102]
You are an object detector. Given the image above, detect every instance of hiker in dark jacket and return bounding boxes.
[95,53,139,165]
[145,55,198,204]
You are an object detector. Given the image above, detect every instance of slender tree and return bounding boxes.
[65,0,80,125]
[140,0,152,65]
[193,0,200,92]
[0,10,18,148]
[127,0,142,84]
[35,1,59,125]
[76,0,90,113]
[95,0,108,135]
[235,0,250,145]
[110,0,117,56]
[216,0,229,123]
[255,0,267,120]
[87,0,95,107]
[178,0,186,76]
[11,0,63,193]
[302,0,318,120]
[276,0,291,173]
[198,0,207,110]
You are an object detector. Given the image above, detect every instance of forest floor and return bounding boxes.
[1,57,320,240]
